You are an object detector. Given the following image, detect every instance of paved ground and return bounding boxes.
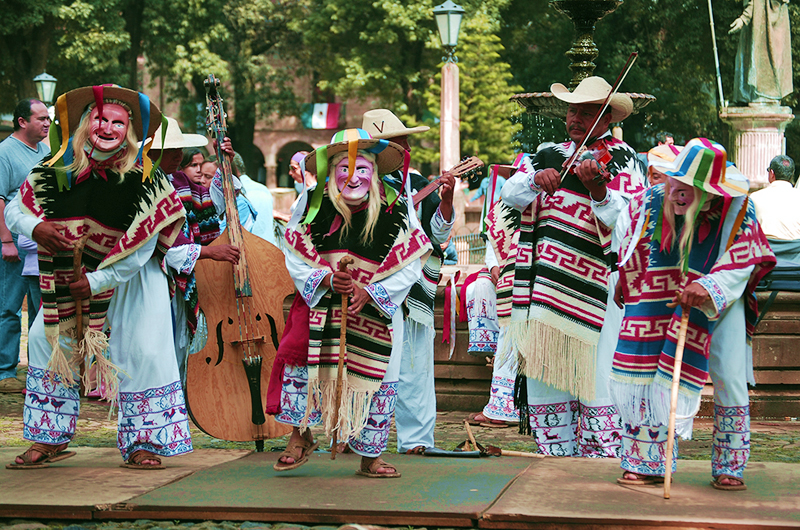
[4,313,800,529]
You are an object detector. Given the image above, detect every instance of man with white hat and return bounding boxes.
[147,117,241,384]
[361,109,455,455]
[610,138,775,490]
[488,76,647,458]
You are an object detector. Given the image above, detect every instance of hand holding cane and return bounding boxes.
[664,298,690,499]
[72,233,91,394]
[331,256,354,460]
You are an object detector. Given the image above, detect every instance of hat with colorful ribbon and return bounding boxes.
[303,128,404,176]
[301,128,405,226]
[44,84,165,186]
[650,138,747,198]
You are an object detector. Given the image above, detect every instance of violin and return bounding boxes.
[564,137,613,185]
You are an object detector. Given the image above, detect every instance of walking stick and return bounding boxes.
[331,256,354,460]
[664,309,690,499]
[72,233,91,395]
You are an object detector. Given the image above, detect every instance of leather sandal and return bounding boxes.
[616,471,668,486]
[274,434,319,471]
[121,449,165,470]
[6,442,75,470]
[356,456,401,478]
[711,474,747,491]
[405,445,426,455]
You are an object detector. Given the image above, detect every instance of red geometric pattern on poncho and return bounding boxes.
[18,163,185,344]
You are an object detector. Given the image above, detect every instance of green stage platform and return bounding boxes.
[1,447,798,528]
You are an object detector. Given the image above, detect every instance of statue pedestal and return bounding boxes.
[720,105,794,190]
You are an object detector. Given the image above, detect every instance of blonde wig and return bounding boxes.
[662,179,709,271]
[326,150,382,245]
[65,101,140,178]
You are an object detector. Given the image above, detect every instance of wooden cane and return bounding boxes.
[72,233,91,395]
[331,256,354,460]
[664,309,690,499]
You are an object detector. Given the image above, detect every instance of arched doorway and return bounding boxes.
[276,140,313,189]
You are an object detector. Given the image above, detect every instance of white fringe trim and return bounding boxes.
[301,377,373,441]
[503,317,598,401]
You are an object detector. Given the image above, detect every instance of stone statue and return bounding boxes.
[729,0,793,105]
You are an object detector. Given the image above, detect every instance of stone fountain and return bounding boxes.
[510,0,654,121]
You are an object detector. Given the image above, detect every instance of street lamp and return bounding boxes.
[434,1,465,234]
[433,0,465,63]
[33,72,58,107]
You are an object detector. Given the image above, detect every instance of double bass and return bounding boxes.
[185,74,293,447]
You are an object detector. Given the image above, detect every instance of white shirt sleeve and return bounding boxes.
[592,188,630,230]
[4,193,41,239]
[365,258,421,319]
[87,236,158,294]
[429,206,455,246]
[501,163,541,211]
[485,241,499,270]
[695,264,755,319]
[165,243,201,275]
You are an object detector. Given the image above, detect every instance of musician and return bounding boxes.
[610,139,774,490]
[272,128,432,477]
[4,85,190,470]
[487,76,646,457]
[361,109,455,455]
[144,117,240,386]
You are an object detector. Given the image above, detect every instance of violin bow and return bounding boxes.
[559,52,639,183]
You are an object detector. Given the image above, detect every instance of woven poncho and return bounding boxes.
[284,187,431,440]
[487,138,645,400]
[609,186,775,430]
[18,162,185,393]
[170,170,222,335]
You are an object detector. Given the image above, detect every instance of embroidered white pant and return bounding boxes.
[621,297,751,478]
[276,364,399,457]
[22,258,192,461]
[524,271,624,457]
[482,329,520,422]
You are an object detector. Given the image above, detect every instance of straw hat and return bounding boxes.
[651,138,748,198]
[144,117,208,150]
[55,85,162,141]
[550,76,633,122]
[361,109,430,139]
[647,144,683,167]
[304,128,405,176]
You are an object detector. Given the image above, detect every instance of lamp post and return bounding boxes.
[33,71,58,107]
[433,1,464,174]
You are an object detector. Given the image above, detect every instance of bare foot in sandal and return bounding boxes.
[7,442,74,469]
[357,454,401,478]
[274,428,319,471]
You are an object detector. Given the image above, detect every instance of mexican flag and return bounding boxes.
[300,103,343,129]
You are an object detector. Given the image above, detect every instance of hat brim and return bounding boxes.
[653,162,749,198]
[304,139,405,176]
[550,82,633,122]
[369,124,430,139]
[147,133,209,150]
[56,86,162,141]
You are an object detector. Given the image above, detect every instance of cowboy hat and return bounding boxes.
[550,76,633,122]
[55,85,162,141]
[142,117,208,150]
[651,138,748,198]
[304,128,405,176]
[361,109,430,139]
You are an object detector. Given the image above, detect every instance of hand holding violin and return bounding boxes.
[573,157,610,202]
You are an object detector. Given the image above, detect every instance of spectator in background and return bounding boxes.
[289,150,314,195]
[656,131,675,146]
[232,152,275,245]
[199,160,217,188]
[0,98,50,394]
[751,155,800,241]
[180,148,205,186]
[646,144,684,186]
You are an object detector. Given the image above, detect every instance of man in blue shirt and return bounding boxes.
[0,99,50,393]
